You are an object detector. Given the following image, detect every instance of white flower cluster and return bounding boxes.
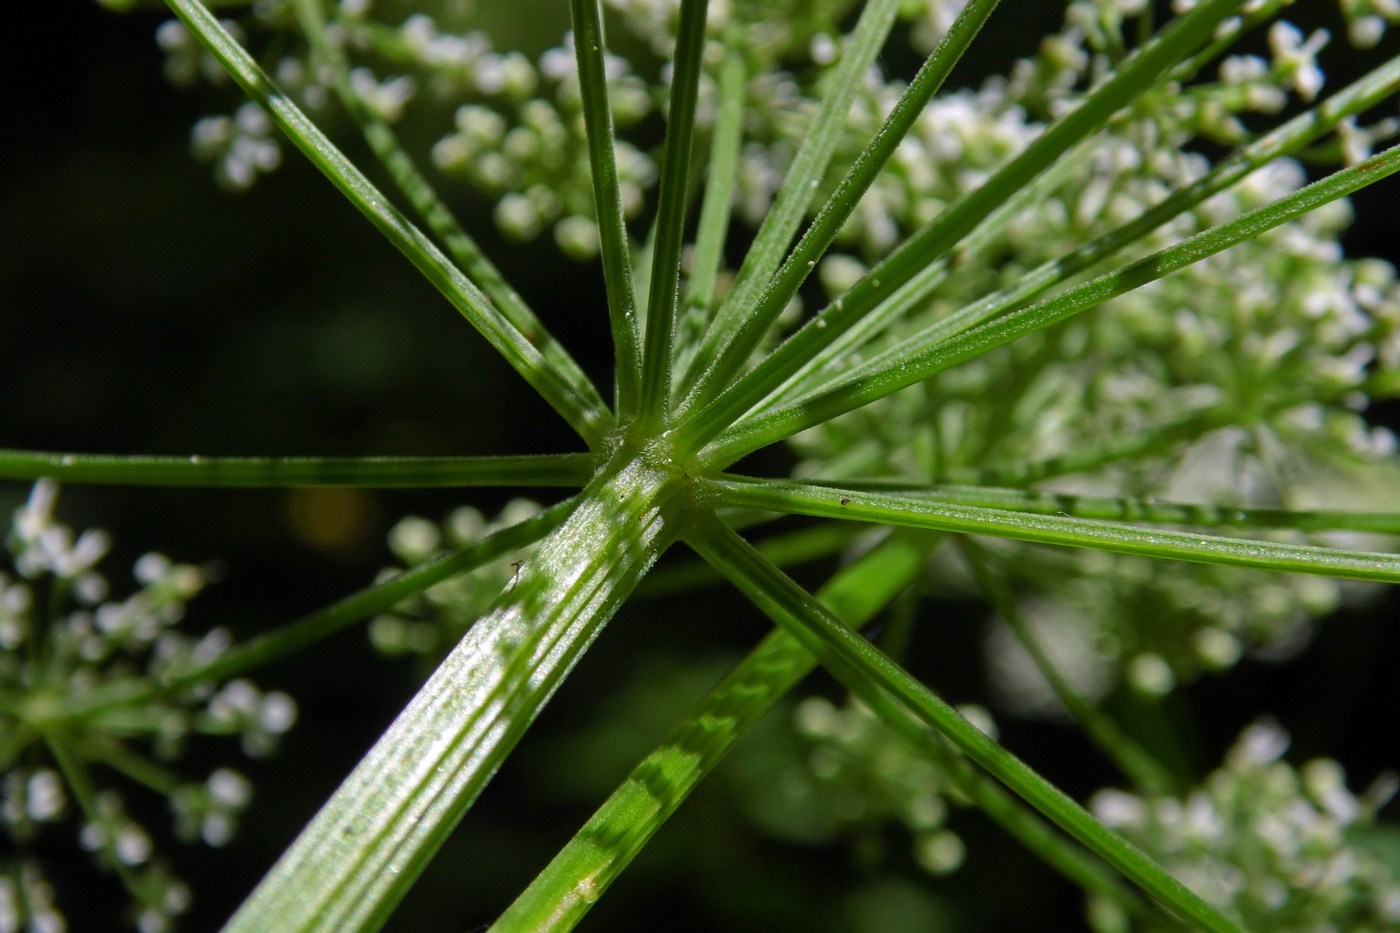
[190,103,283,192]
[369,498,541,660]
[1089,719,1400,932]
[426,27,656,257]
[0,482,294,933]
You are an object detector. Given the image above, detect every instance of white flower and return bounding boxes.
[1268,21,1328,102]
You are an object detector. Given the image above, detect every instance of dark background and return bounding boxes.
[3,2,1399,931]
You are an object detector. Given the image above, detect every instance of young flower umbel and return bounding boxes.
[0,482,296,932]
[1088,719,1400,932]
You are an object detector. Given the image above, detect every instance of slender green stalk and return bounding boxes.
[671,32,748,390]
[0,449,592,487]
[492,536,925,933]
[673,0,1244,456]
[706,475,1400,584]
[958,539,1175,795]
[571,0,643,416]
[706,141,1400,464]
[687,515,1244,933]
[226,458,682,933]
[679,0,998,410]
[0,726,34,771]
[292,0,609,427]
[775,51,1400,405]
[161,0,611,448]
[636,0,707,426]
[808,481,1400,535]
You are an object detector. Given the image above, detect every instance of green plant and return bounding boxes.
[6,0,1400,929]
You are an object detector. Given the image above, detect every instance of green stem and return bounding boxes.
[226,458,683,933]
[672,31,748,391]
[637,0,708,427]
[835,667,1164,924]
[806,480,1400,535]
[78,734,185,797]
[0,450,592,487]
[161,0,611,448]
[769,131,1092,409]
[687,515,1243,933]
[636,520,865,598]
[46,738,151,907]
[571,0,643,416]
[706,475,1400,584]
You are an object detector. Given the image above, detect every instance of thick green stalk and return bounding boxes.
[708,475,1400,584]
[161,0,611,448]
[226,460,683,933]
[0,450,592,487]
[491,536,923,933]
[687,516,1244,933]
[707,142,1400,464]
[673,0,1243,455]
[571,0,643,416]
[637,0,708,426]
[679,0,998,410]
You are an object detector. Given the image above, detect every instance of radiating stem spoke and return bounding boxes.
[571,0,643,416]
[707,475,1400,584]
[636,0,708,426]
[0,449,593,488]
